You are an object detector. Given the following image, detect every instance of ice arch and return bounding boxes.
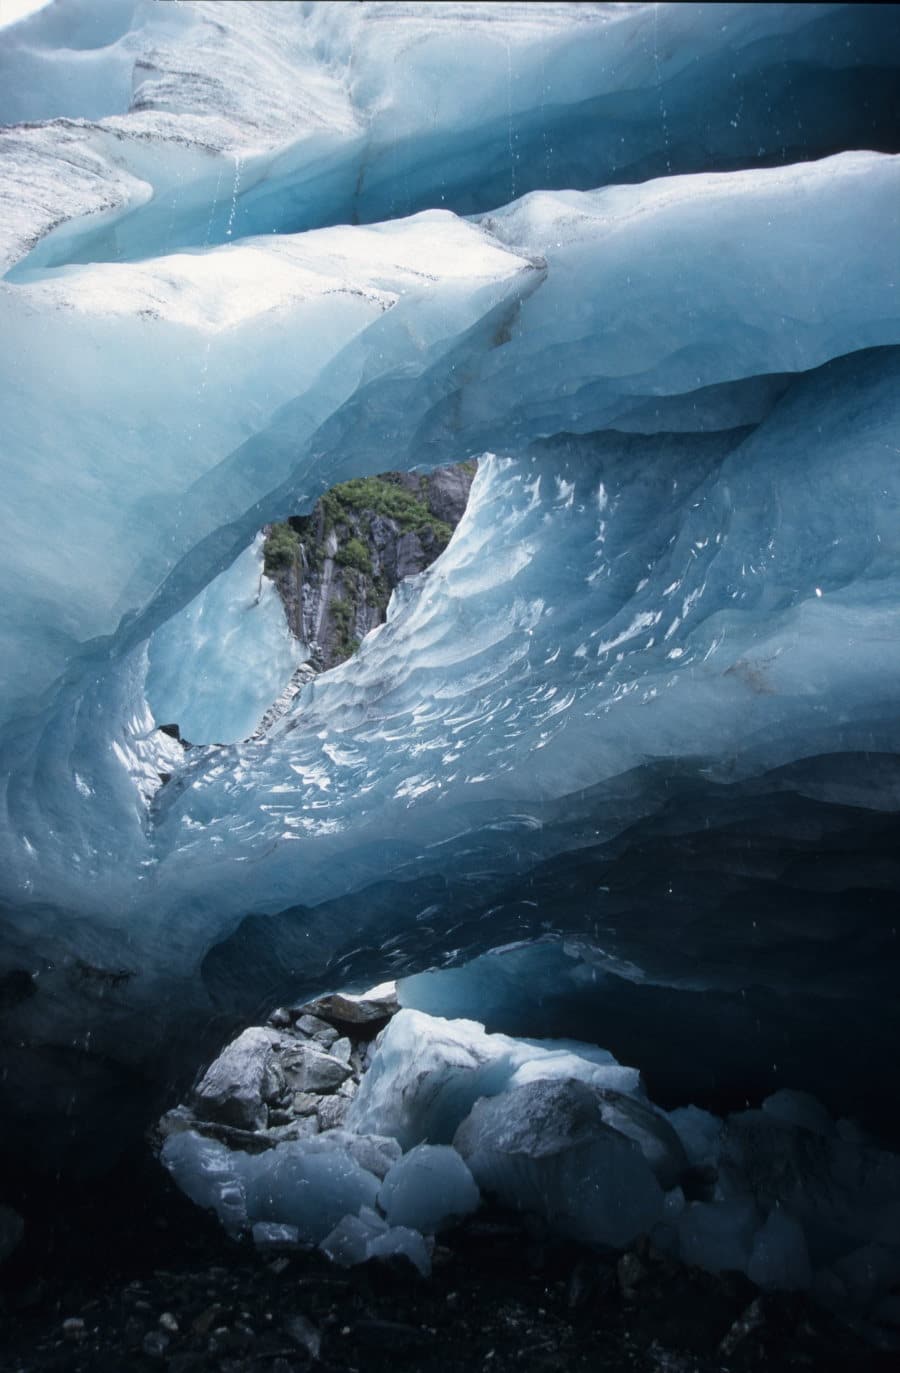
[0,2,898,1170]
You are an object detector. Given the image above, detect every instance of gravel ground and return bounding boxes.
[2,1180,896,1373]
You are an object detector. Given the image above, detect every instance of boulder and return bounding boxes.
[295,982,399,1036]
[594,1090,688,1189]
[279,1039,353,1095]
[317,1094,351,1131]
[192,1027,284,1130]
[292,1013,339,1048]
[454,1078,664,1250]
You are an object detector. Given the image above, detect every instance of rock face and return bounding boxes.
[263,463,476,671]
[453,1078,665,1251]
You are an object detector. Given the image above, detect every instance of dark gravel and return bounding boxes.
[2,1183,897,1373]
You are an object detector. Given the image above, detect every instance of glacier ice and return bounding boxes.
[377,1144,479,1234]
[345,1009,640,1148]
[363,1225,432,1278]
[0,10,898,1327]
[676,1196,762,1275]
[158,995,900,1320]
[146,534,304,745]
[747,1209,812,1292]
[162,1127,385,1246]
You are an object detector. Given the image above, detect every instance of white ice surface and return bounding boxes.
[345,1009,641,1148]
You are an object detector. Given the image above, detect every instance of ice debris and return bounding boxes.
[160,1002,900,1330]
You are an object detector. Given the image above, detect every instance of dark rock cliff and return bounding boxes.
[262,462,476,674]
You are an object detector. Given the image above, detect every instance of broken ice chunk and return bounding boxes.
[160,1131,248,1237]
[747,1208,811,1290]
[347,1008,639,1148]
[676,1196,761,1274]
[761,1089,835,1137]
[315,1128,402,1179]
[667,1104,723,1168]
[378,1144,479,1233]
[366,1225,432,1277]
[235,1139,380,1244]
[320,1209,387,1267]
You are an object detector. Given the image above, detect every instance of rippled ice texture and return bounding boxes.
[146,535,304,745]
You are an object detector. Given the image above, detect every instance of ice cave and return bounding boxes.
[1,1,899,1368]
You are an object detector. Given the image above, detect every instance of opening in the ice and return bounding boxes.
[144,462,477,747]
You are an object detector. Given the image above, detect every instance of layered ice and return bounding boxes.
[146,534,304,745]
[0,0,898,1228]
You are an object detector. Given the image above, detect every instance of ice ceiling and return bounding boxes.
[1,0,899,1163]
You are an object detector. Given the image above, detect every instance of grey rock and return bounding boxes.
[193,1027,284,1130]
[263,463,475,673]
[296,984,399,1033]
[291,1091,321,1117]
[157,1104,196,1139]
[395,529,427,580]
[330,1036,352,1064]
[454,1078,664,1250]
[292,1013,339,1047]
[143,1330,171,1359]
[265,1117,319,1142]
[317,1094,350,1131]
[279,1039,352,1094]
[594,1090,688,1189]
[285,1313,322,1360]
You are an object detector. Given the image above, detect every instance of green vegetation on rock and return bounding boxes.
[321,475,454,547]
[262,522,300,574]
[262,462,475,670]
[329,596,357,660]
[336,536,372,575]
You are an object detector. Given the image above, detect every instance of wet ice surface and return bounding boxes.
[3,155,899,948]
[0,3,899,1329]
[145,535,304,745]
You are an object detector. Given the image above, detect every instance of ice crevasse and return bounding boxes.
[0,0,898,1207]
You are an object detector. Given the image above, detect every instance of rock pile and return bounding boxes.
[160,984,399,1150]
[158,999,900,1343]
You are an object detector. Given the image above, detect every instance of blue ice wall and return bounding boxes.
[0,3,898,1155]
[146,535,304,745]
